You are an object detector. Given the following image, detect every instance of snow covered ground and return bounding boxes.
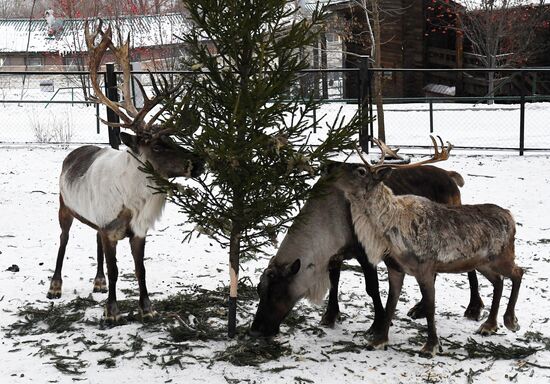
[1,144,549,384]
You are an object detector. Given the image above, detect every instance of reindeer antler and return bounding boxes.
[85,19,185,137]
[356,136,452,171]
[85,20,134,127]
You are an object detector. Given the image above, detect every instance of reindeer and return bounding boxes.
[332,137,523,357]
[46,21,204,322]
[249,161,484,337]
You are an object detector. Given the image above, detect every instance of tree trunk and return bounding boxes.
[228,223,241,338]
[372,1,386,142]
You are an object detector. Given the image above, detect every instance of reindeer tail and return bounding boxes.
[448,171,465,188]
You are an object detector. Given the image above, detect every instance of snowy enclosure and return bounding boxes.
[0,145,549,383]
[0,70,549,382]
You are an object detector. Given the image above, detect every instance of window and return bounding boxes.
[325,33,341,43]
[63,57,84,71]
[26,57,43,67]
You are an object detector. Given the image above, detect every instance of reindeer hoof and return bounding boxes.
[419,342,441,358]
[367,337,388,351]
[407,302,427,319]
[141,309,158,322]
[47,280,62,299]
[104,303,124,324]
[320,311,340,328]
[477,321,498,336]
[93,277,108,293]
[464,300,484,321]
[504,314,520,332]
[46,290,61,299]
[104,313,125,325]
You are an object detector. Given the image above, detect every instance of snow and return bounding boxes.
[0,137,549,383]
[0,14,190,54]
[2,94,550,151]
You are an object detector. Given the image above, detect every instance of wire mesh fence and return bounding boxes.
[0,67,549,154]
[362,67,550,154]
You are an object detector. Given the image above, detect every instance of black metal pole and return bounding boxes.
[367,67,374,152]
[96,102,100,134]
[105,63,121,149]
[429,101,434,134]
[519,73,526,156]
[321,32,328,99]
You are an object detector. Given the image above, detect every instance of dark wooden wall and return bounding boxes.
[339,0,428,99]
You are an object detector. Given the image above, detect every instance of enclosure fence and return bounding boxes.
[1,65,549,155]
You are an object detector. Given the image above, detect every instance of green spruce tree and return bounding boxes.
[150,0,361,337]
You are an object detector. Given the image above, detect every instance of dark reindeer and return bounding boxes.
[249,159,483,337]
[46,21,204,322]
[332,137,523,357]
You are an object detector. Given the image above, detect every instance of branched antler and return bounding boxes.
[84,18,185,137]
[356,136,453,171]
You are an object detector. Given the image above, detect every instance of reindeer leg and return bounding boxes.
[407,274,437,320]
[503,265,523,332]
[416,272,441,358]
[100,232,122,323]
[476,269,503,336]
[369,265,404,350]
[47,198,74,299]
[130,235,156,321]
[320,254,343,327]
[497,247,523,332]
[464,270,484,321]
[93,232,108,293]
[356,249,385,336]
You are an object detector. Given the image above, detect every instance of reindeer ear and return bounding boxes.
[373,167,392,182]
[286,259,301,277]
[322,161,341,176]
[120,132,139,153]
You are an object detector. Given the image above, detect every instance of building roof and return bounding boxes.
[298,0,349,15]
[0,13,191,55]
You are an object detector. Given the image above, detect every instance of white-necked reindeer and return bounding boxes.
[46,21,204,322]
[332,137,523,357]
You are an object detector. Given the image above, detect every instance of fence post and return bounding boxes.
[358,56,370,153]
[105,63,121,149]
[519,71,526,156]
[96,102,100,134]
[429,100,434,134]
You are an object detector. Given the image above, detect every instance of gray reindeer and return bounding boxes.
[331,137,523,357]
[46,22,204,322]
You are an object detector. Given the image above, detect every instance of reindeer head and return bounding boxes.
[119,132,204,178]
[85,20,205,179]
[249,259,301,337]
[332,136,453,195]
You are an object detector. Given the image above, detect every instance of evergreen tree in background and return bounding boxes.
[150,0,361,337]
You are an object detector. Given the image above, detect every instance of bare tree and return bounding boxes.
[432,0,550,102]
[329,1,409,143]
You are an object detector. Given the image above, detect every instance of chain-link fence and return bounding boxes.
[361,67,550,154]
[0,71,103,144]
[1,67,549,154]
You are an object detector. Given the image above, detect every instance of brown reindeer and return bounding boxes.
[46,21,204,322]
[332,137,523,357]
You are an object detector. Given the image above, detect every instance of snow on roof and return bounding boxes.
[298,0,349,15]
[424,83,456,96]
[0,13,191,55]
